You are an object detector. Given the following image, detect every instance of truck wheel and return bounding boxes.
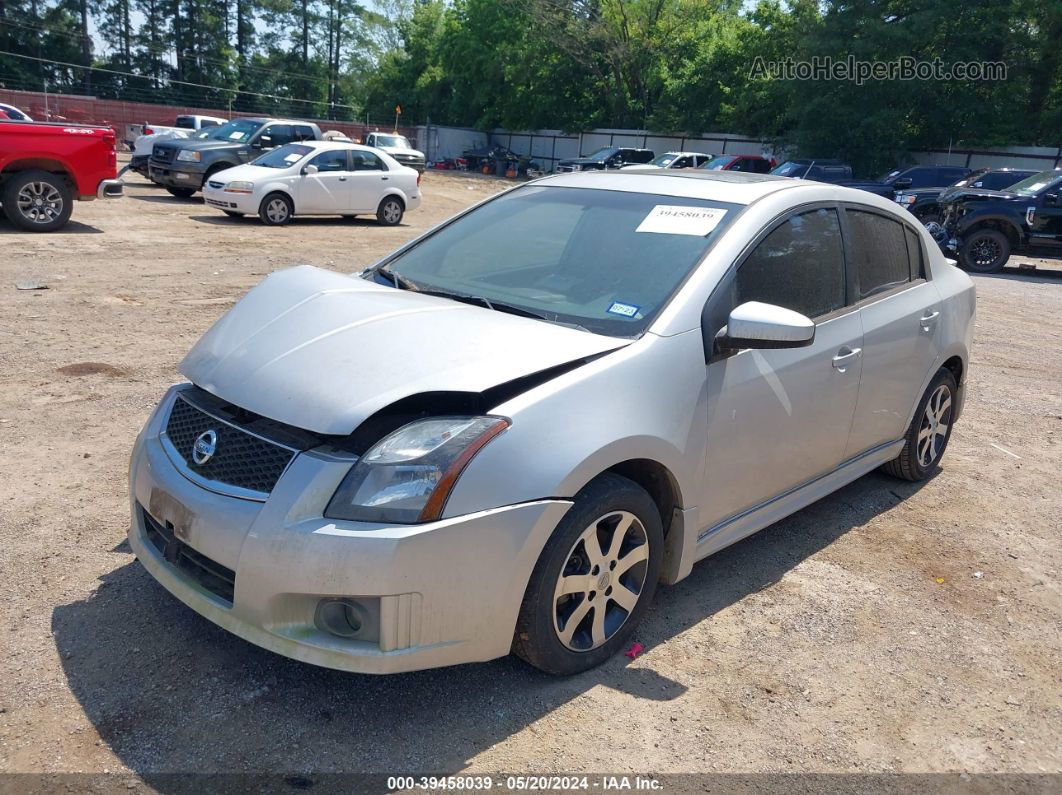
[259,192,293,226]
[376,196,404,226]
[166,187,196,199]
[960,229,1010,273]
[513,473,663,675]
[882,368,958,482]
[2,170,73,232]
[916,210,942,226]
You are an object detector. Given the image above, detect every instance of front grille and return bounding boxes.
[208,180,224,189]
[164,393,296,496]
[152,145,174,162]
[141,506,235,604]
[556,165,575,173]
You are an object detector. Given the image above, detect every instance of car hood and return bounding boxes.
[938,187,1019,205]
[379,146,424,158]
[557,158,606,166]
[180,265,627,435]
[205,163,278,182]
[156,138,245,153]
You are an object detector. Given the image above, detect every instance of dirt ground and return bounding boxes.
[0,160,1059,784]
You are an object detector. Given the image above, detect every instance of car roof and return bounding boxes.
[295,140,388,154]
[235,117,317,125]
[538,169,800,205]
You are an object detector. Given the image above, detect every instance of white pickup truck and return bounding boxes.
[126,115,227,176]
[364,131,426,172]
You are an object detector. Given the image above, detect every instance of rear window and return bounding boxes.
[847,210,912,298]
[175,116,195,129]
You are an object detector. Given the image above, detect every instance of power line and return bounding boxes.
[0,50,360,111]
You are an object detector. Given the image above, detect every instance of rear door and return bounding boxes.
[348,150,391,211]
[842,207,942,458]
[296,149,354,213]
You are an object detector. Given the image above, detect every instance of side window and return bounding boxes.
[822,167,845,181]
[350,150,386,171]
[904,226,925,279]
[805,166,823,180]
[908,168,939,188]
[261,124,294,147]
[310,150,349,172]
[294,125,316,141]
[847,210,912,298]
[695,155,710,167]
[200,119,219,128]
[736,207,847,319]
[750,159,770,173]
[673,156,692,169]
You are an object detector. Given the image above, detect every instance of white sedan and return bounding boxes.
[202,141,422,226]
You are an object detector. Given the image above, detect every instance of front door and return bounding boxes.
[296,149,354,214]
[843,208,943,456]
[1028,176,1062,248]
[701,206,863,530]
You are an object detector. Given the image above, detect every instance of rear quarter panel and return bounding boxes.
[0,122,117,197]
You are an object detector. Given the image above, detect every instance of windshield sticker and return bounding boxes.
[284,153,303,163]
[636,205,728,236]
[228,131,244,140]
[607,301,640,318]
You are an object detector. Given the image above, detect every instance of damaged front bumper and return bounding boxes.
[128,385,572,673]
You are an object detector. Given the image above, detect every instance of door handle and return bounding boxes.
[920,310,940,331]
[338,176,347,181]
[381,176,389,180]
[832,347,862,371]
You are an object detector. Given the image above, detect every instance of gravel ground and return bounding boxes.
[0,163,1059,783]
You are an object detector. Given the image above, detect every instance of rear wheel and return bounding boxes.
[166,187,196,199]
[882,368,958,481]
[376,196,404,226]
[2,170,73,232]
[960,228,1010,273]
[259,192,293,226]
[514,473,663,675]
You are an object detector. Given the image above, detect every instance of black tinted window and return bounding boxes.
[310,150,349,172]
[351,150,385,171]
[175,116,195,129]
[847,210,911,298]
[263,125,295,147]
[737,208,846,319]
[294,125,316,141]
[201,119,219,128]
[980,171,1023,190]
[907,168,939,188]
[905,226,924,279]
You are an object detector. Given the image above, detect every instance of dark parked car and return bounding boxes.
[839,165,972,200]
[149,117,323,197]
[894,168,1038,225]
[937,168,1062,272]
[698,154,776,173]
[771,159,853,183]
[555,146,654,172]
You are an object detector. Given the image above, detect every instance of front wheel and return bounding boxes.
[165,187,196,199]
[376,196,404,226]
[882,368,958,481]
[2,170,73,232]
[259,192,293,226]
[960,228,1010,273]
[513,473,663,675]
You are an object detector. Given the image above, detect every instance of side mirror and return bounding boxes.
[1044,193,1060,207]
[893,177,913,189]
[256,135,272,149]
[711,301,815,356]
[302,164,319,176]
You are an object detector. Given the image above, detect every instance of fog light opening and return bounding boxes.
[315,598,366,638]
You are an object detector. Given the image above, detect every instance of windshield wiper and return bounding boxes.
[375,265,420,291]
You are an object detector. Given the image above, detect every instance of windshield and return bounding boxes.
[1006,170,1062,196]
[376,186,739,337]
[771,161,809,177]
[952,170,989,187]
[374,134,411,148]
[650,154,677,167]
[252,144,315,168]
[584,147,617,161]
[701,156,735,170]
[204,118,262,142]
[878,169,905,183]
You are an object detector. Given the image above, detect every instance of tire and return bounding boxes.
[1,170,73,232]
[376,196,404,226]
[882,368,958,482]
[916,210,942,226]
[259,192,293,226]
[513,473,664,675]
[222,210,244,218]
[959,228,1010,273]
[166,187,196,199]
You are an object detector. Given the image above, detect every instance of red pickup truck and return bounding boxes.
[0,120,123,232]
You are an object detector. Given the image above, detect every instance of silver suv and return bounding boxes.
[129,170,974,675]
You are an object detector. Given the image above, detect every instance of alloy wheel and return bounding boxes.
[918,384,953,467]
[382,200,402,224]
[969,236,1002,269]
[552,510,650,652]
[17,181,64,225]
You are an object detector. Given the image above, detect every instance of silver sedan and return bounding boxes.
[129,169,975,674]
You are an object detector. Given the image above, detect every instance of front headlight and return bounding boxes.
[223,181,254,193]
[902,194,917,204]
[176,150,201,162]
[324,416,509,524]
